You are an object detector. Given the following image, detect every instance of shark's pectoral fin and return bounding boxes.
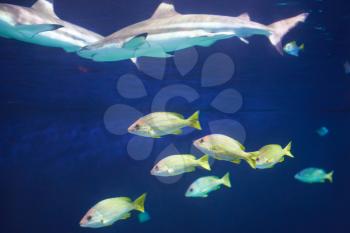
[16,24,63,38]
[123,33,149,50]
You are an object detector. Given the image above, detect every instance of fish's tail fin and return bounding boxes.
[268,13,309,54]
[283,142,294,158]
[326,171,334,183]
[133,193,147,213]
[187,111,202,130]
[299,43,305,50]
[197,155,211,171]
[221,172,231,188]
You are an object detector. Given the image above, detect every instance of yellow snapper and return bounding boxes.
[252,142,293,169]
[193,134,257,169]
[128,111,201,138]
[151,154,211,177]
[80,193,146,228]
[185,173,231,198]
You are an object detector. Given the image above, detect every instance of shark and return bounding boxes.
[0,0,104,52]
[78,1,309,64]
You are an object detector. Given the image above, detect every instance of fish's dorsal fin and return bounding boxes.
[238,12,250,21]
[151,2,180,19]
[32,0,58,18]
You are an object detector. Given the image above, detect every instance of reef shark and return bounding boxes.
[0,0,103,52]
[78,1,308,63]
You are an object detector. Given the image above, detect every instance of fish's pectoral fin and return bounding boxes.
[16,24,63,38]
[121,212,131,220]
[231,159,241,164]
[172,129,183,135]
[123,33,149,50]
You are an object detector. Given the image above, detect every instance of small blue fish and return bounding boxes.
[295,168,333,184]
[317,127,329,137]
[283,41,304,56]
[138,211,151,223]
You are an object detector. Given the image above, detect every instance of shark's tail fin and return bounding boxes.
[268,13,309,54]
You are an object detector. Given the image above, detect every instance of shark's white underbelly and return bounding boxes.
[0,20,99,52]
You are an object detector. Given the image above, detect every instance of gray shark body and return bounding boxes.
[78,2,308,62]
[0,0,103,52]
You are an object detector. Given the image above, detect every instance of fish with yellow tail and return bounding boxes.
[251,142,294,169]
[185,173,231,198]
[151,154,211,177]
[295,168,334,184]
[80,193,146,228]
[128,111,201,138]
[193,134,257,169]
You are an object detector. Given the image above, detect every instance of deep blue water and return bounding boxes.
[1,0,350,233]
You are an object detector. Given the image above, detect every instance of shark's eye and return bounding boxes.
[87,216,92,221]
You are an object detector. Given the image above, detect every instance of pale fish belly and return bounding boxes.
[80,44,135,62]
[0,20,16,38]
[142,29,235,55]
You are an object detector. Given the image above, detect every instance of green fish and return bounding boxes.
[251,142,293,169]
[185,173,231,198]
[295,168,334,184]
[128,111,201,138]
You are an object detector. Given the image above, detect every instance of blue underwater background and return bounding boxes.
[1,0,350,233]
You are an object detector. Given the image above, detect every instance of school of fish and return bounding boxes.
[0,0,335,231]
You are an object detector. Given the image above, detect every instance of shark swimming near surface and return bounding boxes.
[78,1,309,64]
[0,0,104,52]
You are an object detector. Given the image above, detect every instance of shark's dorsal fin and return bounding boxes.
[238,13,250,21]
[151,2,180,19]
[32,0,58,18]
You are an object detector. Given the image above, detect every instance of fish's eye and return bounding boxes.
[189,188,194,192]
[200,139,204,143]
[135,124,140,130]
[155,165,159,171]
[87,216,92,221]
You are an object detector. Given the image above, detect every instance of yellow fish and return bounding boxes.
[151,154,211,176]
[193,134,257,169]
[128,111,201,138]
[252,142,293,169]
[80,193,146,228]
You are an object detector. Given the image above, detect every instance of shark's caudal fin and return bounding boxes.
[32,0,59,19]
[268,13,309,54]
